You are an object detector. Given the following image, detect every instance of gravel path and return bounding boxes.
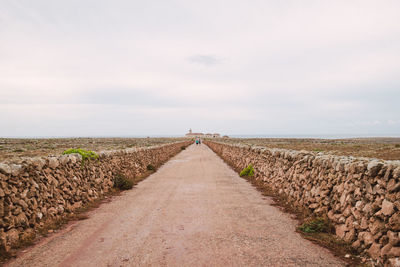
[6,144,344,267]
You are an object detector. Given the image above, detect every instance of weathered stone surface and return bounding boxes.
[383,199,395,216]
[382,243,393,257]
[48,158,59,169]
[367,161,383,176]
[388,231,400,246]
[389,247,400,257]
[388,257,400,267]
[59,155,70,165]
[368,242,381,259]
[335,224,347,239]
[369,219,385,235]
[31,158,45,170]
[6,228,19,247]
[388,179,400,193]
[389,213,400,231]
[0,163,11,175]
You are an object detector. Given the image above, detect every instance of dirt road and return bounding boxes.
[7,144,344,266]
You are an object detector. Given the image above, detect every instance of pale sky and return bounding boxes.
[1,0,399,137]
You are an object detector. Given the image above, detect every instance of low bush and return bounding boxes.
[147,164,156,171]
[62,148,99,166]
[240,164,254,177]
[181,146,186,150]
[299,217,330,233]
[113,173,134,190]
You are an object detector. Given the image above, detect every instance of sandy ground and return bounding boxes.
[6,144,344,267]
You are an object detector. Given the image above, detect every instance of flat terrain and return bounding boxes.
[0,137,186,163]
[2,137,399,163]
[219,137,400,160]
[6,144,343,267]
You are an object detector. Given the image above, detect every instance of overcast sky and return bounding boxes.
[1,0,399,137]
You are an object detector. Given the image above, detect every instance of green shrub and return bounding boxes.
[299,217,329,233]
[147,164,156,171]
[62,148,99,165]
[395,144,400,148]
[240,164,254,177]
[113,173,134,190]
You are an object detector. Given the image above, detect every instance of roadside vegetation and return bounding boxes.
[239,164,254,177]
[113,173,134,190]
[62,148,99,166]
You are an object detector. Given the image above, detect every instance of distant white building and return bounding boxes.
[185,129,222,138]
[185,129,204,138]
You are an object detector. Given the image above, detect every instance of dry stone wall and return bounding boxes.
[206,141,400,266]
[0,141,190,252]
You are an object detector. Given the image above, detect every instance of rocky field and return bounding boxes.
[0,138,187,163]
[217,137,400,160]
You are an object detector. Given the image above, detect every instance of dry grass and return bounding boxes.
[218,137,400,160]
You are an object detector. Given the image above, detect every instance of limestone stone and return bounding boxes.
[344,228,356,242]
[368,242,381,259]
[352,239,361,250]
[360,217,369,230]
[335,224,348,239]
[393,167,400,179]
[369,219,385,235]
[382,243,393,257]
[388,257,400,267]
[10,164,22,176]
[48,158,59,169]
[363,203,372,215]
[389,247,400,257]
[355,200,364,210]
[59,155,70,165]
[15,213,28,226]
[367,161,383,176]
[388,231,400,246]
[6,228,19,247]
[383,199,395,216]
[0,163,11,175]
[31,157,45,170]
[363,232,375,246]
[388,179,400,193]
[389,213,400,231]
